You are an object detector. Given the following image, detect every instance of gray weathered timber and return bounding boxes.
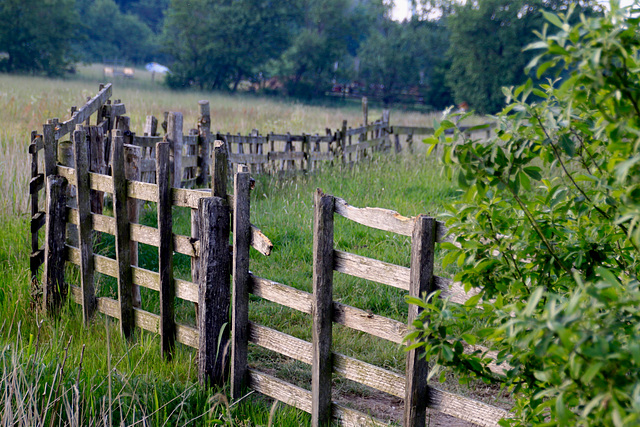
[55,84,112,139]
[198,196,231,387]
[250,274,313,314]
[73,127,97,324]
[249,370,313,413]
[43,175,68,314]
[111,130,135,339]
[404,216,436,427]
[66,247,198,304]
[43,123,57,178]
[156,142,176,357]
[167,112,184,188]
[231,171,251,398]
[124,144,142,308]
[333,250,410,290]
[312,189,335,427]
[211,141,228,198]
[429,387,508,427]
[144,115,158,136]
[88,126,106,214]
[197,100,211,186]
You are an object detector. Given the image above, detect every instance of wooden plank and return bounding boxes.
[182,155,198,168]
[88,126,106,215]
[312,189,335,427]
[111,129,135,338]
[125,144,142,308]
[266,133,306,142]
[167,112,183,188]
[144,116,158,137]
[183,134,198,145]
[156,142,175,358]
[30,250,45,272]
[434,276,482,305]
[333,404,390,427]
[429,387,508,427]
[211,141,228,199]
[139,158,156,173]
[249,274,312,313]
[74,127,97,324]
[131,135,163,148]
[111,103,126,117]
[268,151,305,161]
[43,175,68,314]
[308,152,334,162]
[30,134,44,153]
[198,196,231,387]
[229,153,268,164]
[66,247,198,303]
[391,126,434,135]
[404,216,436,427]
[43,123,57,177]
[29,174,44,194]
[197,100,211,186]
[231,171,251,398]
[333,196,414,237]
[249,323,405,398]
[55,84,112,138]
[333,301,407,344]
[69,287,199,349]
[334,250,410,290]
[249,370,312,413]
[251,225,273,256]
[68,210,198,257]
[31,211,46,234]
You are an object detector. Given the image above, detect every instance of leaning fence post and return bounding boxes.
[156,142,176,357]
[43,175,68,315]
[211,140,228,198]
[312,189,335,427]
[404,215,436,427]
[74,126,97,324]
[198,195,231,387]
[231,166,251,399]
[112,129,135,339]
[197,100,212,186]
[167,112,184,188]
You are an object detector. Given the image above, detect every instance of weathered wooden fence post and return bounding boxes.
[404,215,436,427]
[197,100,212,186]
[29,132,45,282]
[88,126,106,214]
[312,189,335,427]
[156,142,176,357]
[231,165,251,399]
[43,175,68,314]
[167,112,184,188]
[362,96,368,126]
[198,194,231,387]
[111,129,135,338]
[124,144,142,308]
[340,120,347,165]
[74,126,97,324]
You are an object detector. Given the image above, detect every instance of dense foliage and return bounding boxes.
[0,0,79,76]
[412,2,640,425]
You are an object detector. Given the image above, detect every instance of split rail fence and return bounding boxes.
[29,85,507,427]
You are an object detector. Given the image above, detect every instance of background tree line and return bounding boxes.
[0,0,602,113]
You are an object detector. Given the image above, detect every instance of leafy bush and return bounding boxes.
[410,2,640,425]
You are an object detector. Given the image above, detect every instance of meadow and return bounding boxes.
[0,66,500,425]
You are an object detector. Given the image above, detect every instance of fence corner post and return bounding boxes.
[43,175,68,315]
[198,194,231,387]
[312,188,335,427]
[404,215,436,427]
[231,166,251,399]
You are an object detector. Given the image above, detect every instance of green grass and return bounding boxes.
[0,68,506,425]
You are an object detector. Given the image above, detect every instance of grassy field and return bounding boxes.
[0,67,501,425]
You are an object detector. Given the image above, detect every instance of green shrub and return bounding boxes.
[410,3,640,425]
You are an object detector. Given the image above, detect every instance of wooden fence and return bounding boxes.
[29,85,506,426]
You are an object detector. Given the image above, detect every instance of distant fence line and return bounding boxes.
[29,84,506,427]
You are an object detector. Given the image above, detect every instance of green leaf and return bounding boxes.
[581,362,603,384]
[523,166,542,180]
[461,334,477,345]
[524,287,545,316]
[464,293,482,307]
[542,11,565,29]
[440,120,456,130]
